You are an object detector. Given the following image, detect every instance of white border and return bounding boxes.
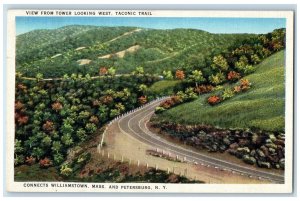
[5,9,294,193]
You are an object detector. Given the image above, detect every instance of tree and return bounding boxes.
[108,67,116,76]
[163,70,173,80]
[99,67,108,76]
[175,70,185,80]
[209,72,226,85]
[138,84,148,93]
[188,70,205,94]
[133,66,144,75]
[51,141,62,154]
[212,55,229,72]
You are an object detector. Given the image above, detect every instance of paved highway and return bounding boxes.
[114,98,284,183]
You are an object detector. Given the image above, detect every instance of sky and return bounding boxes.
[16,17,286,35]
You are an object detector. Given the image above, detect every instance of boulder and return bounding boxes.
[274,139,285,146]
[258,161,271,169]
[236,147,250,158]
[268,134,277,142]
[266,143,277,149]
[250,150,256,157]
[219,145,227,152]
[237,147,250,154]
[251,133,258,144]
[256,149,265,158]
[265,139,273,144]
[268,147,276,154]
[223,137,231,145]
[238,139,250,146]
[229,142,239,150]
[260,145,269,156]
[279,159,285,169]
[242,155,256,165]
[228,149,237,155]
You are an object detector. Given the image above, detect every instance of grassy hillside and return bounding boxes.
[16,25,255,77]
[155,50,285,132]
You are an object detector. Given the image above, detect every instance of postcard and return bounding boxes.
[5,9,294,193]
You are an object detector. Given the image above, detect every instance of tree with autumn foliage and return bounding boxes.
[175,70,185,80]
[99,67,108,76]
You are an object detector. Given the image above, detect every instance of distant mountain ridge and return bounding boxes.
[16,25,258,78]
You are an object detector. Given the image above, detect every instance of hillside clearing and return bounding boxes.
[98,45,141,59]
[154,50,285,132]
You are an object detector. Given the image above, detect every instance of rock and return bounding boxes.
[279,159,285,169]
[258,161,271,169]
[242,155,256,165]
[274,139,285,146]
[256,149,265,158]
[237,147,250,154]
[242,131,251,138]
[275,164,280,169]
[268,148,276,154]
[269,134,277,142]
[223,137,231,145]
[228,149,237,155]
[250,150,256,157]
[236,147,250,158]
[266,143,277,149]
[260,146,269,156]
[265,139,273,144]
[208,144,218,152]
[219,145,227,152]
[238,139,250,146]
[251,133,258,144]
[229,142,239,150]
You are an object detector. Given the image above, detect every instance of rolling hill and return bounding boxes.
[16,25,256,78]
[153,50,285,132]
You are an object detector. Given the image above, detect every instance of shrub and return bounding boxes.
[39,157,53,168]
[222,88,235,100]
[209,72,226,85]
[17,115,29,125]
[53,153,64,165]
[138,96,147,105]
[99,67,108,75]
[25,156,36,165]
[42,121,54,132]
[233,85,242,93]
[227,71,241,82]
[175,70,185,80]
[52,102,63,112]
[207,95,221,105]
[15,101,24,110]
[184,87,198,100]
[240,79,251,91]
[89,115,99,124]
[194,85,214,94]
[155,106,166,113]
[60,164,73,177]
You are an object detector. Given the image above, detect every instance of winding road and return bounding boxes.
[111,98,284,183]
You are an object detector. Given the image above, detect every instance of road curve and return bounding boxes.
[114,98,284,183]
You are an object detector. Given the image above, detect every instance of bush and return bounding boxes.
[194,85,214,94]
[39,157,53,168]
[155,106,166,113]
[60,164,73,177]
[227,71,241,82]
[240,79,251,91]
[207,95,221,105]
[222,88,235,100]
